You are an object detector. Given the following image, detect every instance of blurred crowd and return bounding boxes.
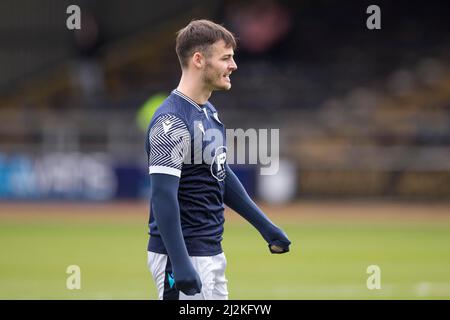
[1,0,449,200]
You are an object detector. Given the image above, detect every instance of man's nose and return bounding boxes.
[230,59,237,71]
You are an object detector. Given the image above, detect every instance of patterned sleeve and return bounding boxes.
[148,114,191,177]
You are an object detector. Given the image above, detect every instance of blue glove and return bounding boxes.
[265,225,291,254]
[173,263,202,295]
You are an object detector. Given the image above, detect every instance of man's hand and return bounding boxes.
[173,264,202,295]
[267,227,291,254]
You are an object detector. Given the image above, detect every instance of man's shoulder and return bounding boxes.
[151,94,191,126]
[155,94,182,114]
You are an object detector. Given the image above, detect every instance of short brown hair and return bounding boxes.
[175,19,237,68]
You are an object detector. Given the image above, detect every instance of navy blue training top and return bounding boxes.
[146,89,227,256]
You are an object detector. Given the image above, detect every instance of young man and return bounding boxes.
[146,19,291,300]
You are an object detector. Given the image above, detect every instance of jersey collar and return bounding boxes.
[172,89,203,112]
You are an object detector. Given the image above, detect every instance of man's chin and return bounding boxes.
[215,83,232,91]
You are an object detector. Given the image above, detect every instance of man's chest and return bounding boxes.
[186,110,227,181]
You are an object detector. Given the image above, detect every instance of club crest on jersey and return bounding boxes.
[211,146,227,181]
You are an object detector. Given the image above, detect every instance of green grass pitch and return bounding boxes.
[1,202,450,299]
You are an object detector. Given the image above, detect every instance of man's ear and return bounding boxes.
[192,52,204,69]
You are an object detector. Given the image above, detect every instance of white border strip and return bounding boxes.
[149,166,181,177]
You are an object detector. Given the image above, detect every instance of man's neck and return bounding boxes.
[177,74,212,105]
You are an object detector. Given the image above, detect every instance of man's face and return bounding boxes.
[202,40,237,91]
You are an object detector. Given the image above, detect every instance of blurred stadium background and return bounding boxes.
[1,0,450,299]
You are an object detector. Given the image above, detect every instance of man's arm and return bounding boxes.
[224,164,291,253]
[148,114,201,295]
[150,174,201,295]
